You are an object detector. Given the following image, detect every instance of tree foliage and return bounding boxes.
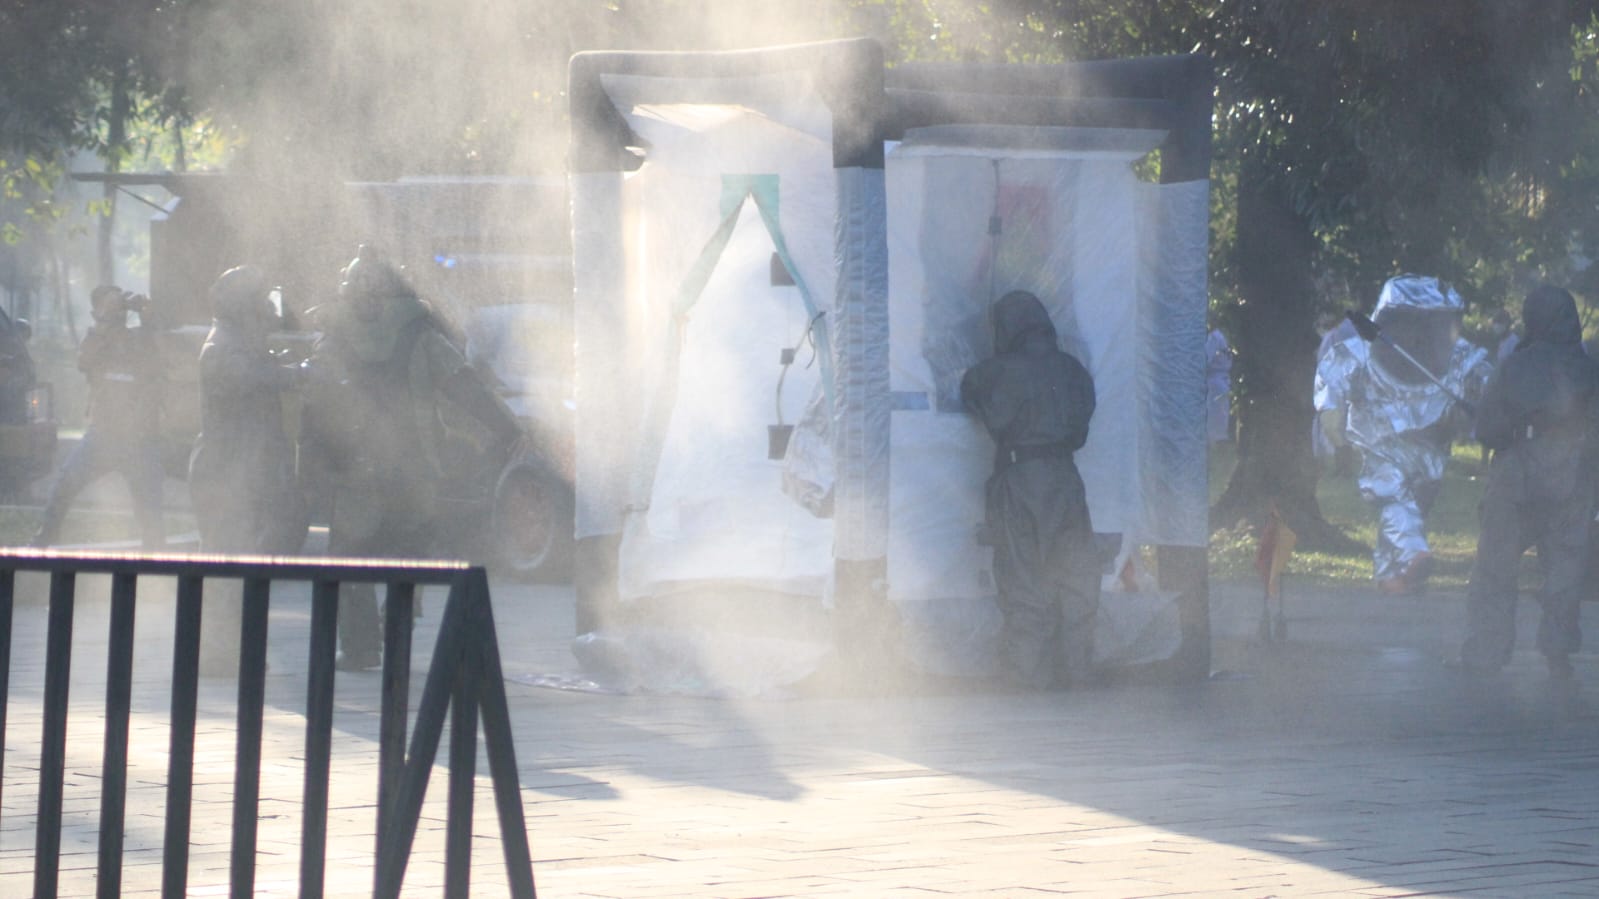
[845,1,1599,541]
[7,1,1599,539]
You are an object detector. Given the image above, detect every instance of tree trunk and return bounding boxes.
[97,63,130,288]
[1212,154,1361,553]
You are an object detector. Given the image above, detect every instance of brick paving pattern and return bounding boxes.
[3,572,1599,897]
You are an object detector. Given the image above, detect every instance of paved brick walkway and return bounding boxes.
[4,572,1599,897]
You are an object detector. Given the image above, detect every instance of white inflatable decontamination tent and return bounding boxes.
[568,40,1212,693]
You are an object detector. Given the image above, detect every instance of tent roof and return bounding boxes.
[569,40,1212,180]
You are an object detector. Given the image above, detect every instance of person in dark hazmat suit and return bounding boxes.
[189,266,307,675]
[960,290,1099,690]
[303,245,524,671]
[31,285,166,549]
[1457,285,1599,682]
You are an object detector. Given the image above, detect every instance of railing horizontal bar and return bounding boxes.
[0,549,470,583]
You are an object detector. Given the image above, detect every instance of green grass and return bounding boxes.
[1209,441,1493,590]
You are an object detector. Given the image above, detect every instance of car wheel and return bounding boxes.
[491,462,573,581]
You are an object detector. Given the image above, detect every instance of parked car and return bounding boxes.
[0,308,57,502]
[452,301,574,580]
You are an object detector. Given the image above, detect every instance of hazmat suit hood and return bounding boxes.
[1520,285,1582,349]
[992,290,1058,354]
[1371,275,1463,385]
[1373,275,1464,316]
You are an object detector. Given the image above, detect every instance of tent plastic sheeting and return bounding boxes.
[568,45,1211,694]
[884,126,1208,675]
[604,89,844,604]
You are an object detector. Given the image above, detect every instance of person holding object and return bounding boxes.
[961,290,1098,690]
[189,266,307,675]
[30,285,166,549]
[301,245,525,671]
[1314,275,1492,595]
[1457,285,1599,682]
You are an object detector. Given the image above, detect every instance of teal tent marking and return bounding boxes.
[669,173,834,405]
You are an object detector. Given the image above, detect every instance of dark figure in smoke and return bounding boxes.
[1458,286,1599,682]
[31,285,166,549]
[960,290,1099,689]
[303,245,523,671]
[1315,275,1492,594]
[0,313,37,427]
[189,266,307,674]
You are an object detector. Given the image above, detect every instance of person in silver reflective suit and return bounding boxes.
[1314,275,1492,594]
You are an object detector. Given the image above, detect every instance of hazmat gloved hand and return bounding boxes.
[1332,444,1359,477]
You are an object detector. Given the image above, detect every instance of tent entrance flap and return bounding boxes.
[629,172,835,515]
[619,165,836,604]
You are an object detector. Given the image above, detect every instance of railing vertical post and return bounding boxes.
[470,569,539,898]
[163,574,204,899]
[0,567,14,833]
[445,657,479,899]
[96,572,138,899]
[0,552,532,897]
[34,570,77,899]
[376,580,416,876]
[229,577,271,899]
[374,583,471,899]
[299,579,340,899]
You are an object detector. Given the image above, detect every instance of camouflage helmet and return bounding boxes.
[338,243,412,305]
[208,265,269,326]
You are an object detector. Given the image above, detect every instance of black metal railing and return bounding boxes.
[0,549,537,899]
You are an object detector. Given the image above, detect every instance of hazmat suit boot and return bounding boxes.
[28,495,67,547]
[1547,654,1575,684]
[336,649,381,672]
[1387,552,1432,596]
[1400,550,1439,591]
[1545,655,1584,714]
[1445,654,1502,679]
[335,582,383,672]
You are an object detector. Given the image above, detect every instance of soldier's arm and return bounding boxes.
[76,328,109,376]
[207,346,299,400]
[959,361,991,415]
[1471,367,1518,451]
[423,332,523,446]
